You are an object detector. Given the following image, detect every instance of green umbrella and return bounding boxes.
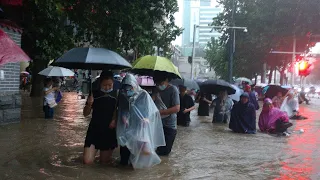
[131,55,181,79]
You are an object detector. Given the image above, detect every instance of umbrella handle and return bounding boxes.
[89,69,92,96]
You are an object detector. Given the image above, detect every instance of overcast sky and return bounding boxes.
[173,0,183,46]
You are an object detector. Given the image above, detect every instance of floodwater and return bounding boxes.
[1,92,320,180]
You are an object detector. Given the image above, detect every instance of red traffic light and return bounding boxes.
[298,61,312,76]
[299,61,308,70]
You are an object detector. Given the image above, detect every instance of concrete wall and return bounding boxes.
[0,27,22,124]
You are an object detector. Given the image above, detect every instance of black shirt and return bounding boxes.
[178,94,195,121]
[89,90,117,131]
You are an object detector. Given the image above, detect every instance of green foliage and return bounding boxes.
[207,0,320,79]
[204,38,228,80]
[21,0,76,96]
[21,0,75,62]
[64,0,182,58]
[21,0,182,96]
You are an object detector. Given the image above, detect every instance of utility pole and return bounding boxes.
[269,36,297,86]
[262,63,267,83]
[228,0,236,83]
[191,24,197,80]
[291,36,296,86]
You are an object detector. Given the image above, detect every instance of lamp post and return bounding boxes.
[191,25,247,80]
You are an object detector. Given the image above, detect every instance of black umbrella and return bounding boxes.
[264,85,289,99]
[200,79,236,95]
[195,79,205,86]
[170,78,200,90]
[51,48,132,70]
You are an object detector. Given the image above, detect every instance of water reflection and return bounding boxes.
[0,93,319,179]
[276,105,320,180]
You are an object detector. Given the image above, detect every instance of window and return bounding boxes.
[200,0,211,7]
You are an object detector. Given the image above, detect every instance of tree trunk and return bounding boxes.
[261,63,267,83]
[254,75,258,84]
[268,68,273,84]
[274,69,277,84]
[30,59,47,97]
[280,69,285,85]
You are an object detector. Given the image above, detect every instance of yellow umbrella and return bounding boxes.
[132,55,181,79]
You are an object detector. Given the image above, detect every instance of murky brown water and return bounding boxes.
[1,92,320,180]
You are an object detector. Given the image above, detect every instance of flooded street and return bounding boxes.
[1,92,320,180]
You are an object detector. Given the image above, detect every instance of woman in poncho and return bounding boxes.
[229,93,256,134]
[259,98,292,134]
[211,90,234,123]
[117,74,165,169]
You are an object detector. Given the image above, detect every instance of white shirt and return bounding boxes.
[43,87,55,106]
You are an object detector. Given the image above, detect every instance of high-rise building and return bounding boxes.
[181,0,222,56]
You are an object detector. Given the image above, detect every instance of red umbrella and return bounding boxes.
[0,29,30,67]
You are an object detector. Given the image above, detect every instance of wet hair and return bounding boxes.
[44,77,52,86]
[153,71,172,84]
[99,70,113,84]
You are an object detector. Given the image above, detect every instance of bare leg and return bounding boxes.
[100,150,113,164]
[83,145,97,164]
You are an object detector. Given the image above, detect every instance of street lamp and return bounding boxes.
[191,25,248,81]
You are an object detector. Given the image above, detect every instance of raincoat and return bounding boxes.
[280,96,299,117]
[259,106,289,133]
[117,74,165,169]
[229,96,256,134]
[212,96,233,123]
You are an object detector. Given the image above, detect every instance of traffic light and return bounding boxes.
[188,56,192,64]
[298,61,312,76]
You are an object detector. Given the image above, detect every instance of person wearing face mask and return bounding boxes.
[43,78,60,119]
[117,74,165,169]
[153,72,180,156]
[82,71,118,164]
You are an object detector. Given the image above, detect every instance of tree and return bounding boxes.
[209,0,320,83]
[64,0,182,59]
[21,0,75,96]
[205,38,228,80]
[21,0,182,96]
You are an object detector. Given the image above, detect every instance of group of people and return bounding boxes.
[43,72,308,169]
[193,82,298,135]
[81,71,182,169]
[229,84,308,135]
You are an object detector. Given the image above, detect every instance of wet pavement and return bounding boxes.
[1,92,320,180]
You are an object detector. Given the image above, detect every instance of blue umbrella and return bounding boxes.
[52,48,132,70]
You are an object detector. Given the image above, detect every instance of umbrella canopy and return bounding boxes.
[131,55,181,79]
[281,85,292,90]
[229,84,243,102]
[235,77,253,85]
[51,48,132,70]
[255,83,267,87]
[263,85,289,99]
[20,71,29,75]
[136,76,155,87]
[38,66,74,77]
[0,29,30,67]
[170,78,200,90]
[200,79,236,95]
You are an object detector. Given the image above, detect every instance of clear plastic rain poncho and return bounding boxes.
[280,95,299,117]
[117,74,166,169]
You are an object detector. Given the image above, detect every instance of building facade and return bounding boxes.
[176,56,215,79]
[181,0,222,56]
[0,25,22,124]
